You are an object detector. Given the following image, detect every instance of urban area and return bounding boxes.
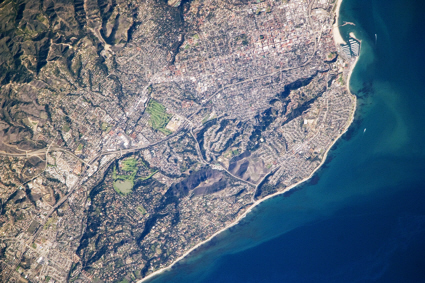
[0,0,357,282]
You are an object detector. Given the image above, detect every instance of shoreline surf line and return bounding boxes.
[139,78,359,282]
[333,0,347,45]
[347,32,361,93]
[138,1,358,282]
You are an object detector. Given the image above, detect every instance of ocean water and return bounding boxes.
[147,0,425,282]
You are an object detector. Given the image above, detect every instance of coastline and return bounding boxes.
[346,32,361,94]
[333,0,347,45]
[138,1,358,282]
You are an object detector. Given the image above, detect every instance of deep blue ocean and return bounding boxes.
[147,0,425,282]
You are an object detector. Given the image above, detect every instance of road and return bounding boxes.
[0,5,325,278]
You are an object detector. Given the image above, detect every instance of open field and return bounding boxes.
[146,100,172,135]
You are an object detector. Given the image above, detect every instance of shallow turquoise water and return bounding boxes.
[147,0,425,282]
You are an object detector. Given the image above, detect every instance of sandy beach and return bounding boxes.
[333,0,347,45]
[139,95,358,283]
[138,1,358,282]
[346,32,361,92]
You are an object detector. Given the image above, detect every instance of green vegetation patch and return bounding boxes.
[36,14,49,26]
[113,180,133,196]
[44,217,55,229]
[130,272,136,280]
[146,99,172,135]
[134,270,141,279]
[27,220,40,234]
[62,124,70,132]
[113,166,135,196]
[201,114,210,124]
[139,170,157,181]
[121,158,137,172]
[137,205,147,215]
[112,157,141,196]
[112,157,156,196]
[101,122,111,132]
